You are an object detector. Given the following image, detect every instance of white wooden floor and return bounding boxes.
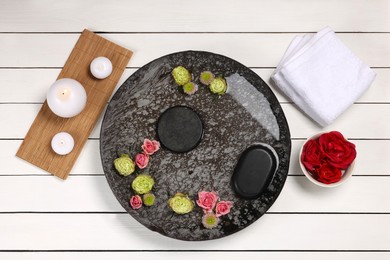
[1,0,389,259]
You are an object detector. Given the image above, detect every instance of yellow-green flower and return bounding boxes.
[200,71,215,85]
[114,154,135,176]
[183,82,198,95]
[209,77,227,95]
[168,193,194,214]
[202,213,219,229]
[143,193,155,206]
[132,174,155,194]
[172,66,191,86]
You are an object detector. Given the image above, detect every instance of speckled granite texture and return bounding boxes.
[100,51,291,241]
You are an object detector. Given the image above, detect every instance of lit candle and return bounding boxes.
[90,57,112,79]
[47,78,87,118]
[51,132,74,155]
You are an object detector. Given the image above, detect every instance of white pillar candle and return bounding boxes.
[47,78,87,118]
[51,132,74,155]
[90,57,112,79]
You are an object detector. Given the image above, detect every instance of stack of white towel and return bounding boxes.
[271,26,376,127]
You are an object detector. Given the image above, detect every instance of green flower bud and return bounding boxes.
[183,82,198,95]
[168,193,194,214]
[132,174,155,194]
[200,71,215,85]
[172,66,191,86]
[143,193,155,206]
[202,213,219,229]
[209,77,227,95]
[114,154,135,176]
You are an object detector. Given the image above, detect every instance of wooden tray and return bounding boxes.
[16,29,133,180]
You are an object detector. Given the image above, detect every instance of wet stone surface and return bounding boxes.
[157,106,203,153]
[100,51,291,241]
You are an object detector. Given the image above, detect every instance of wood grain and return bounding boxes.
[1,252,389,260]
[4,139,390,176]
[0,0,389,32]
[0,176,389,213]
[1,0,389,258]
[2,34,390,68]
[4,103,390,139]
[0,213,388,250]
[16,29,132,179]
[1,68,390,103]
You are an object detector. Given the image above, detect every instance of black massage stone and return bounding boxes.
[232,144,278,199]
[156,106,203,153]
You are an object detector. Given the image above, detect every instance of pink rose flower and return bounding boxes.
[215,201,233,217]
[196,191,219,212]
[142,139,160,155]
[152,140,160,150]
[135,152,150,169]
[130,195,142,209]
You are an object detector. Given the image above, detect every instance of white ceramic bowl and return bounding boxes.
[299,132,355,188]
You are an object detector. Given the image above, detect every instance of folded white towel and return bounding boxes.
[271,27,376,127]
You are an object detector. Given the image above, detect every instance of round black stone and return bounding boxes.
[156,106,203,153]
[232,144,278,199]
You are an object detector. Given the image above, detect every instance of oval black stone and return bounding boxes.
[156,106,203,153]
[232,144,279,199]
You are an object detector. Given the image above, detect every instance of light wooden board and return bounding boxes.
[0,252,389,260]
[0,176,388,213]
[1,33,389,68]
[1,0,390,258]
[0,213,388,250]
[283,104,390,139]
[2,103,390,139]
[16,29,132,179]
[0,0,389,32]
[2,140,390,176]
[1,68,390,103]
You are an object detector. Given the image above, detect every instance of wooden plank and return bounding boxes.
[16,30,132,179]
[0,1,387,259]
[0,213,388,250]
[1,68,389,103]
[0,0,389,32]
[0,104,102,140]
[2,140,389,176]
[0,252,389,260]
[283,104,390,139]
[2,104,390,139]
[2,140,103,175]
[0,176,389,213]
[1,33,389,68]
[0,69,135,103]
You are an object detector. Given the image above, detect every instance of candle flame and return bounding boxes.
[58,88,70,101]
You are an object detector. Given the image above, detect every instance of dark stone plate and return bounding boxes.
[100,51,291,241]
